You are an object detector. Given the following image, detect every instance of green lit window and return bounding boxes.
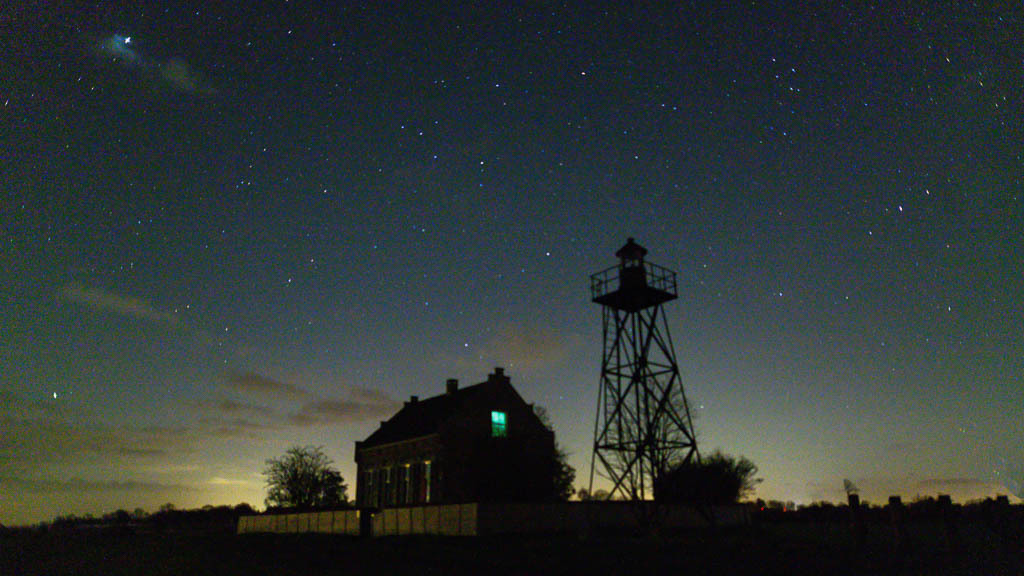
[491,411,507,437]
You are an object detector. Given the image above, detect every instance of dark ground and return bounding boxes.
[2,520,1022,575]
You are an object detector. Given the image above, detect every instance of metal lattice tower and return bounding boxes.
[588,238,699,500]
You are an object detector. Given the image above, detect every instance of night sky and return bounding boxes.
[3,4,1022,525]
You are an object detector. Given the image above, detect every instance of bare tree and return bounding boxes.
[264,445,347,509]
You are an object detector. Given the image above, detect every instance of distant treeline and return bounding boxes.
[753,495,1018,523]
[5,503,257,534]
[754,496,1022,557]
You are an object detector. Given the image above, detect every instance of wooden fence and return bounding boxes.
[237,502,749,537]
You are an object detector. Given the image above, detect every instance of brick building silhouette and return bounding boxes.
[355,368,555,508]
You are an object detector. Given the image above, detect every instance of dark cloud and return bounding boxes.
[0,419,191,467]
[347,386,401,407]
[60,283,182,327]
[0,475,195,494]
[0,392,193,471]
[201,377,398,431]
[288,389,399,426]
[219,372,398,427]
[118,448,168,457]
[214,398,275,417]
[475,323,582,372]
[96,34,217,95]
[159,57,216,95]
[200,415,277,439]
[223,371,310,399]
[57,285,225,352]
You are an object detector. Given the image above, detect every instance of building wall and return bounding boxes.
[438,381,555,503]
[356,435,442,508]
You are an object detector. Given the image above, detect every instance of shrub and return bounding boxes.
[654,451,760,505]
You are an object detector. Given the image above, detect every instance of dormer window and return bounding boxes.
[491,410,507,437]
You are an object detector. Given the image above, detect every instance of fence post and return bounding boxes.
[887,496,908,554]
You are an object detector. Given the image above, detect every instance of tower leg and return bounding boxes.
[590,305,698,501]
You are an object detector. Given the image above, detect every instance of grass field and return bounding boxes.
[2,519,1021,575]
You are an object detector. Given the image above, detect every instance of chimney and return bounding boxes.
[409,395,419,404]
[446,378,459,395]
[488,367,509,384]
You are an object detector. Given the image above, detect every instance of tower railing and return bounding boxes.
[589,262,678,301]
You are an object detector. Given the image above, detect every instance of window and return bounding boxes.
[360,470,372,507]
[491,410,507,437]
[424,460,432,503]
[401,463,411,505]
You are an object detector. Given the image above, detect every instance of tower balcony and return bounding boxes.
[590,261,678,312]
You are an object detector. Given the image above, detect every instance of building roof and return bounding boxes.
[358,370,508,449]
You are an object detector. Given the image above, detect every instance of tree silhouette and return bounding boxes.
[534,406,577,500]
[654,450,760,505]
[553,444,577,501]
[263,445,347,509]
[577,488,614,501]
